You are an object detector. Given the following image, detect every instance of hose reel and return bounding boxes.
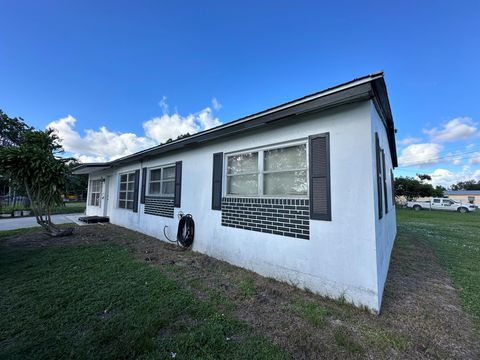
[163,212,195,249]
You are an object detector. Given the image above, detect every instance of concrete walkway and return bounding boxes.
[0,213,86,231]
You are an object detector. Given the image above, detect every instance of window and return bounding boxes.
[226,143,308,197]
[148,165,175,197]
[433,199,441,203]
[118,172,136,210]
[89,180,101,206]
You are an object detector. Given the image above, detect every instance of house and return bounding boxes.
[445,190,480,206]
[73,72,398,312]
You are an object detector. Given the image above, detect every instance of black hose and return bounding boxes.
[177,214,195,248]
[163,214,195,249]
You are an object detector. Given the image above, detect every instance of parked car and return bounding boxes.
[406,198,476,213]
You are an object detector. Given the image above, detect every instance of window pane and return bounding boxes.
[227,152,258,174]
[264,144,307,171]
[161,180,175,195]
[162,166,176,180]
[119,200,126,208]
[120,174,128,182]
[120,183,126,191]
[127,191,134,200]
[126,201,133,210]
[150,169,161,181]
[227,174,258,195]
[119,191,126,200]
[264,170,307,196]
[149,182,161,194]
[127,182,135,191]
[128,172,136,182]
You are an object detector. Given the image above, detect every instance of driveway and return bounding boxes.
[0,213,86,231]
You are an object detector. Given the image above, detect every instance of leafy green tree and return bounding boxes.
[0,128,73,236]
[0,109,32,148]
[394,176,445,200]
[451,180,480,191]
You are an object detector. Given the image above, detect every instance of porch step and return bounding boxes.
[78,216,110,224]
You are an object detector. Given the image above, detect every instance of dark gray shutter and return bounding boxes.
[391,169,395,206]
[375,133,383,219]
[309,133,331,221]
[382,149,388,214]
[212,152,223,210]
[140,167,147,204]
[174,161,182,208]
[133,169,140,213]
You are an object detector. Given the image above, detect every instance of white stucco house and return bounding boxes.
[73,72,398,312]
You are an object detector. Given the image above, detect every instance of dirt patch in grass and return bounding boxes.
[3,223,479,359]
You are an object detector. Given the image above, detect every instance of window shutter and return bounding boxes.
[309,133,331,221]
[140,167,147,204]
[174,161,182,207]
[390,169,395,206]
[375,133,383,219]
[133,169,140,213]
[382,149,388,214]
[212,152,223,210]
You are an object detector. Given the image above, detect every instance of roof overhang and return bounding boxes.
[72,163,110,175]
[72,71,398,174]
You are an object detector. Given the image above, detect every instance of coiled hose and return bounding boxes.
[163,213,195,249]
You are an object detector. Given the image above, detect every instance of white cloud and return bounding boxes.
[469,152,480,165]
[212,97,222,110]
[429,168,480,188]
[398,137,422,146]
[423,117,477,142]
[47,100,223,163]
[143,107,221,144]
[398,143,443,167]
[48,116,156,162]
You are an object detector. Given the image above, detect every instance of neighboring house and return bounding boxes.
[445,190,480,206]
[73,72,398,312]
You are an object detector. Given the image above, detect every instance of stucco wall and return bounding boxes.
[370,102,397,311]
[86,101,393,311]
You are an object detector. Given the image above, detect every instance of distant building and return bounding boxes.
[445,190,480,206]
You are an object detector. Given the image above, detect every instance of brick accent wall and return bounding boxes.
[221,197,310,239]
[144,196,174,218]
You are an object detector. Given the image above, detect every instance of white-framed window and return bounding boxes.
[226,142,308,197]
[118,172,136,210]
[89,180,102,206]
[147,165,176,197]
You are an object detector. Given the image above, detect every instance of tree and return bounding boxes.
[0,109,32,148]
[451,180,480,191]
[0,128,73,236]
[394,176,445,200]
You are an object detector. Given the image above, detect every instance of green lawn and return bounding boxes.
[1,209,478,358]
[396,207,480,330]
[0,242,286,359]
[51,202,86,214]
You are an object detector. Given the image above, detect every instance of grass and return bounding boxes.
[51,202,86,214]
[397,207,480,330]
[238,276,257,298]
[290,299,330,327]
[0,223,76,241]
[0,243,287,359]
[333,327,363,354]
[1,208,479,358]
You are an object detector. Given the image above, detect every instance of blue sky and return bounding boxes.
[1,1,479,187]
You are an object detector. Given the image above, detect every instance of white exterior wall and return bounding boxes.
[370,103,397,311]
[86,101,396,312]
